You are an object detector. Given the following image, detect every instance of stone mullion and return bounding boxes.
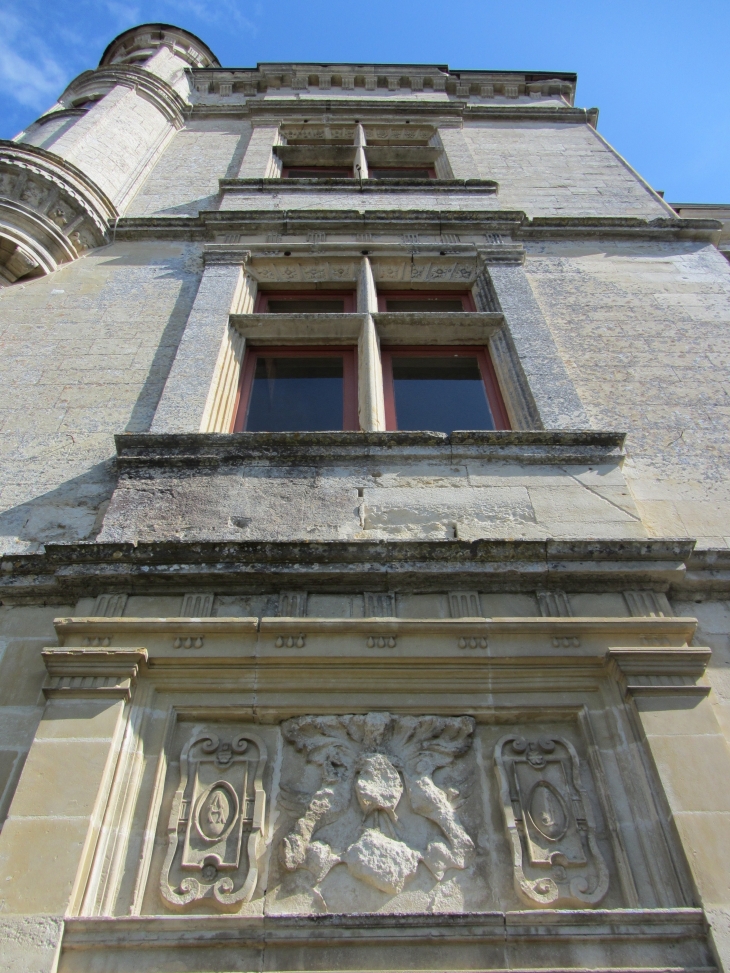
[356,256,386,431]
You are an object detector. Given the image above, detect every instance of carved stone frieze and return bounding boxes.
[276,712,476,910]
[249,255,480,287]
[0,144,113,283]
[494,734,609,908]
[160,730,268,910]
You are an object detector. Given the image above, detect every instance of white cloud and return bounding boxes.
[0,7,73,114]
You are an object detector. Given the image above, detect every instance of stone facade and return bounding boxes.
[0,21,729,973]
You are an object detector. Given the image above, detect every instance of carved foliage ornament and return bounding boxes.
[161,731,267,909]
[280,713,475,896]
[494,734,608,907]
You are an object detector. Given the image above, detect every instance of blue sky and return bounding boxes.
[1,0,728,203]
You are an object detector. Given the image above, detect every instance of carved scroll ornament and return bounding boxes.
[280,712,475,897]
[494,734,608,908]
[161,730,267,909]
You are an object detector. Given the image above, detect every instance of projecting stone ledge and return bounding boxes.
[114,429,626,467]
[0,537,694,605]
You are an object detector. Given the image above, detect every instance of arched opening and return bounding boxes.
[0,235,45,286]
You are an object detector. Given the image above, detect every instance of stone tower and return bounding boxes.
[1,22,729,973]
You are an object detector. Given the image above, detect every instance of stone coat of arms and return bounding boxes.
[279,712,475,899]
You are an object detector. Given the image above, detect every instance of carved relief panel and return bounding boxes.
[269,712,486,914]
[160,728,268,910]
[494,734,609,907]
[138,714,625,917]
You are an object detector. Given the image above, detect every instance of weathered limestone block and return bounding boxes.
[98,435,646,544]
[0,915,64,973]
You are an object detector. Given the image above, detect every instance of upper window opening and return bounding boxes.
[255,290,356,313]
[382,346,510,433]
[378,291,476,312]
[233,347,358,432]
[282,166,353,178]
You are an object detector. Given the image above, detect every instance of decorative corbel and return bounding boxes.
[608,647,711,698]
[42,647,147,701]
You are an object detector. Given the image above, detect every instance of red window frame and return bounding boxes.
[232,346,359,432]
[254,290,357,313]
[377,290,477,312]
[381,345,511,431]
[281,166,353,178]
[367,167,436,179]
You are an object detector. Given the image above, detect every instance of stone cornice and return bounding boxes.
[191,102,591,124]
[44,620,700,699]
[100,23,219,70]
[187,66,576,106]
[0,536,695,604]
[113,211,723,245]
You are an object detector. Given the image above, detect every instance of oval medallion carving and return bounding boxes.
[196,781,239,843]
[528,780,568,841]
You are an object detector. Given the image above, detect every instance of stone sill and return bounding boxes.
[113,430,625,468]
[62,906,707,948]
[220,177,499,194]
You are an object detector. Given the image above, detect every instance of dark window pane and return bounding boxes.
[284,167,353,178]
[391,355,494,433]
[385,298,465,312]
[246,357,344,431]
[369,168,432,179]
[266,298,346,313]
